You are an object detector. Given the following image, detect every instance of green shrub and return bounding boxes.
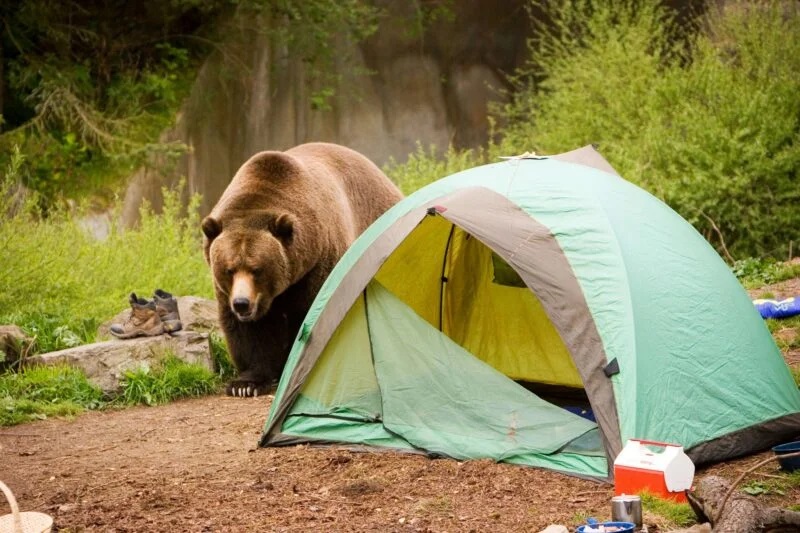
[384,142,490,195]
[500,0,800,260]
[0,178,213,353]
[732,257,800,289]
[119,355,219,406]
[0,364,104,426]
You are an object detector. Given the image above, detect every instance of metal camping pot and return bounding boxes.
[611,494,642,528]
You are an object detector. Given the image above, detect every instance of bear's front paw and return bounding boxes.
[225,378,274,398]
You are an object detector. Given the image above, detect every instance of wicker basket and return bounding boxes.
[0,481,52,533]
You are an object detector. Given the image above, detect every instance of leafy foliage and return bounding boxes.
[499,0,800,259]
[119,355,220,406]
[262,0,380,111]
[0,1,211,201]
[741,470,800,497]
[732,258,800,289]
[384,142,490,195]
[387,2,800,260]
[0,364,104,426]
[0,0,381,204]
[0,173,213,352]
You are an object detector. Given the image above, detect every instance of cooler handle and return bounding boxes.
[630,438,681,449]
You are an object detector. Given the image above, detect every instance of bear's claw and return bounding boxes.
[225,379,273,398]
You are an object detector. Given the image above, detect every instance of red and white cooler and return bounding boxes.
[613,439,695,502]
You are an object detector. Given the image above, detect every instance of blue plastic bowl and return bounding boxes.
[772,441,800,472]
[576,522,635,533]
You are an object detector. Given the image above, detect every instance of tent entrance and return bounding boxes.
[279,215,608,476]
[366,282,597,461]
[374,214,584,391]
[282,280,604,467]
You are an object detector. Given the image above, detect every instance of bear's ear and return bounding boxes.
[201,216,222,241]
[268,213,295,243]
[247,152,299,179]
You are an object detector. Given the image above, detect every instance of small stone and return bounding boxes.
[538,526,569,533]
[398,517,406,524]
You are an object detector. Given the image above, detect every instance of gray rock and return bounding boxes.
[27,331,214,394]
[0,325,31,365]
[98,295,218,340]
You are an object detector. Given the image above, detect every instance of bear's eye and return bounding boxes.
[225,268,234,276]
[251,267,262,276]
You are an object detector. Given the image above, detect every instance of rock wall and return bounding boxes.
[121,1,530,223]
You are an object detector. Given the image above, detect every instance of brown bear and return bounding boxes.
[202,142,403,397]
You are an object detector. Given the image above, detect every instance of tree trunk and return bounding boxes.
[686,475,800,533]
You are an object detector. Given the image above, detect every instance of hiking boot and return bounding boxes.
[110,293,164,339]
[153,289,182,334]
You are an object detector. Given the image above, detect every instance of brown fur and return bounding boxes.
[202,142,403,396]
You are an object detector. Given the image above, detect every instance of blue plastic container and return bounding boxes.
[576,522,635,533]
[772,441,800,472]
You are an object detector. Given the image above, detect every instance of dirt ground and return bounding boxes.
[1,277,798,532]
[0,394,797,532]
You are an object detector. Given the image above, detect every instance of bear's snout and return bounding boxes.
[233,297,251,314]
[230,272,260,321]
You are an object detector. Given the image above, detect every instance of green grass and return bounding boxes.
[766,318,800,351]
[0,364,105,426]
[209,331,237,381]
[570,511,591,524]
[733,258,800,289]
[1,355,226,425]
[119,354,220,406]
[640,492,696,528]
[0,176,213,355]
[741,470,800,497]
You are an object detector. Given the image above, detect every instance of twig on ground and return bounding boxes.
[715,450,800,523]
[575,489,612,496]
[735,470,784,480]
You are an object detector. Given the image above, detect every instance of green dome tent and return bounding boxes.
[260,146,800,480]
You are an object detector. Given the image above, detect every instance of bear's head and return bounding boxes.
[201,211,296,322]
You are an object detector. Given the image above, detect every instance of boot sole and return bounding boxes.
[110,325,165,339]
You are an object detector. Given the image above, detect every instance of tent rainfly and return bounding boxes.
[260,146,800,481]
